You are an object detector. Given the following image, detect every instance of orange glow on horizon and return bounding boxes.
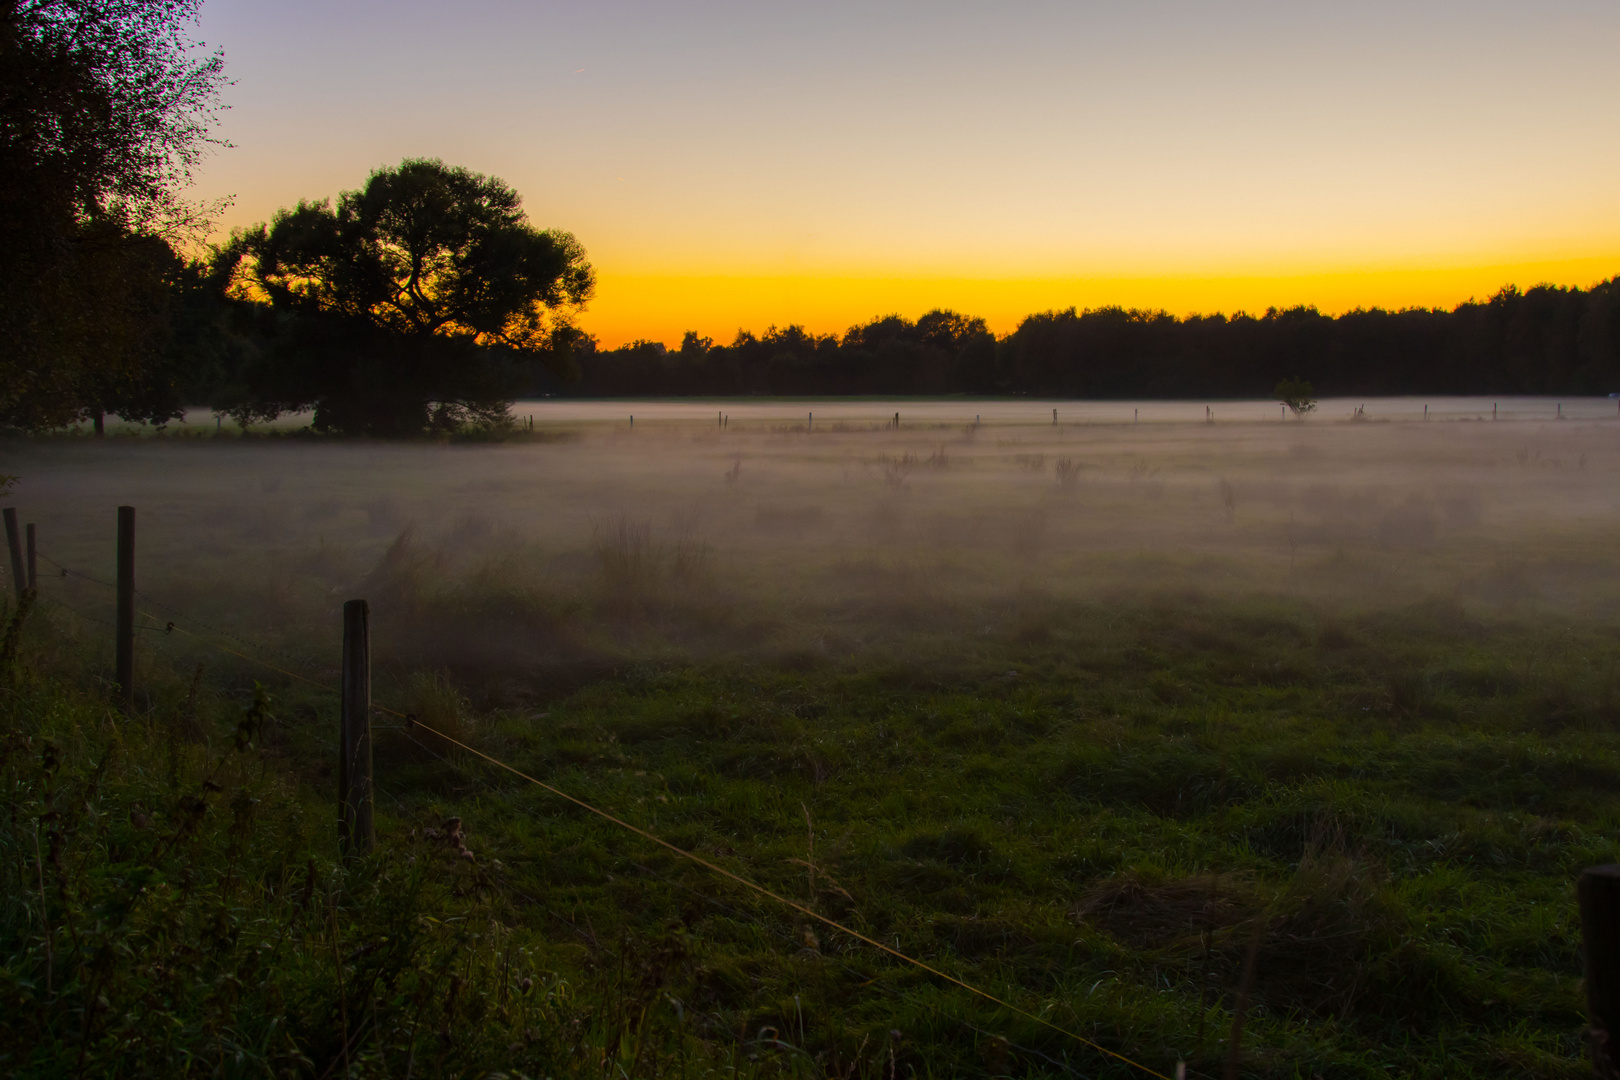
[577,255,1620,349]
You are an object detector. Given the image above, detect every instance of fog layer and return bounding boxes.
[10,397,1619,698]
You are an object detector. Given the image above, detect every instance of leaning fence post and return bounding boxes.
[116,506,135,712]
[2,508,22,597]
[25,524,34,593]
[340,599,375,858]
[1581,866,1620,1078]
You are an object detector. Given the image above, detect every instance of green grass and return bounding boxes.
[5,587,1611,1077]
[7,418,1620,1076]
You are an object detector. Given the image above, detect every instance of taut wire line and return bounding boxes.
[136,611,339,695]
[400,712,1173,1080]
[34,559,1170,1077]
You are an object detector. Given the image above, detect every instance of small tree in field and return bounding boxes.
[1275,377,1317,417]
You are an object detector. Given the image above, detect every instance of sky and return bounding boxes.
[189,0,1620,348]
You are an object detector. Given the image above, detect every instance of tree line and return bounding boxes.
[563,281,1620,400]
[5,3,1617,440]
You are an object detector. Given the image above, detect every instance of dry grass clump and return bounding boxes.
[355,536,587,693]
[404,669,476,758]
[1076,870,1258,951]
[670,524,712,583]
[359,527,442,614]
[868,452,917,489]
[592,517,660,602]
[589,515,718,623]
[1077,851,1404,1021]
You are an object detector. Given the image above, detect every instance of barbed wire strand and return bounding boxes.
[132,586,324,670]
[38,594,171,634]
[37,553,117,591]
[38,551,325,670]
[144,614,340,696]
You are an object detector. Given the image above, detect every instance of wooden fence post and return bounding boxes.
[1581,866,1620,1078]
[2,508,22,596]
[339,599,374,858]
[116,506,135,712]
[25,524,34,593]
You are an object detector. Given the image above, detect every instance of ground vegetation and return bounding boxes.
[3,413,1615,1076]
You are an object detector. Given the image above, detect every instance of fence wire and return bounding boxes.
[37,551,325,671]
[21,544,1176,1080]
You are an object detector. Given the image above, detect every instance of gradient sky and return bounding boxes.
[190,0,1620,347]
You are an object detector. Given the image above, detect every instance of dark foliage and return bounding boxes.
[0,0,225,430]
[559,281,1620,399]
[563,309,998,397]
[216,158,595,435]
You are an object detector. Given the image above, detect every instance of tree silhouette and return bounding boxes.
[0,0,226,430]
[223,158,593,435]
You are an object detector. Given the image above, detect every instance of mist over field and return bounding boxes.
[10,0,1620,1071]
[15,396,1620,693]
[13,403,1620,1076]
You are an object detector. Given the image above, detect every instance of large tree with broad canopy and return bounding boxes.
[220,158,594,436]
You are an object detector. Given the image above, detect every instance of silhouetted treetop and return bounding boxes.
[555,279,1620,399]
[230,158,593,355]
[209,158,595,435]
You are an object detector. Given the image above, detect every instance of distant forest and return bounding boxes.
[558,279,1620,399]
[8,0,1617,435]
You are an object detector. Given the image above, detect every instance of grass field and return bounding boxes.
[4,403,1619,1076]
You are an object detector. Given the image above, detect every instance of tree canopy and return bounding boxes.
[219,158,594,435]
[0,0,226,430]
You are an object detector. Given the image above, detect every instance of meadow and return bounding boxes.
[4,397,1620,1077]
